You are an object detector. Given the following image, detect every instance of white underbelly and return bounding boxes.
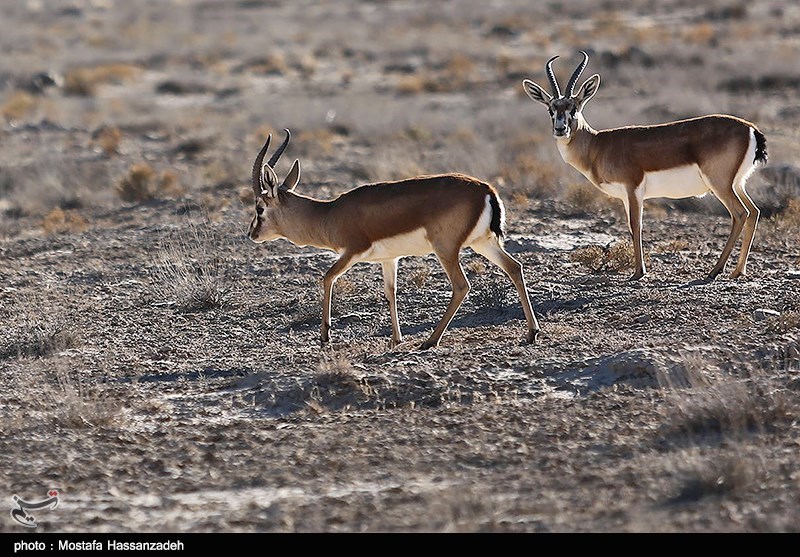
[596,165,709,201]
[356,227,433,262]
[641,165,708,199]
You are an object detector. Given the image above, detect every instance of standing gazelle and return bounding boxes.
[247,129,540,349]
[522,51,768,281]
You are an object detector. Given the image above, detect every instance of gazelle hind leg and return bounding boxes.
[471,236,540,343]
[730,180,760,278]
[381,258,403,345]
[420,247,469,350]
[701,171,749,280]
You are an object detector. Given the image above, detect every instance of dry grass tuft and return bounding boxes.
[396,54,479,95]
[0,315,80,360]
[658,362,796,444]
[670,452,762,503]
[116,163,183,202]
[1,90,36,121]
[304,356,376,414]
[41,365,122,429]
[63,63,142,96]
[94,126,122,156]
[41,207,89,236]
[150,219,230,312]
[248,53,290,75]
[570,241,636,274]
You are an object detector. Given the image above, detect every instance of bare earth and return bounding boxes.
[1,0,799,533]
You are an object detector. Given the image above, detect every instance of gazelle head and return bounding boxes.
[248,128,301,243]
[522,51,600,141]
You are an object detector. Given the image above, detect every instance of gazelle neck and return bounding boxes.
[556,113,598,183]
[275,193,336,250]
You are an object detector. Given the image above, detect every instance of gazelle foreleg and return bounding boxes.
[420,247,470,350]
[321,252,357,343]
[381,258,403,346]
[625,186,646,281]
[471,236,540,343]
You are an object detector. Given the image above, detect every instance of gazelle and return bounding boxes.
[522,51,768,281]
[247,129,540,349]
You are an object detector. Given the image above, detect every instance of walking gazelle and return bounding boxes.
[247,129,540,349]
[522,51,768,281]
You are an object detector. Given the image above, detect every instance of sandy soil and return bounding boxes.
[1,0,799,533]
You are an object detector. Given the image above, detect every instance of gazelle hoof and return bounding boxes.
[526,330,540,344]
[628,271,645,281]
[419,340,438,350]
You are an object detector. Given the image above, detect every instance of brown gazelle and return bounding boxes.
[522,51,768,281]
[247,129,540,349]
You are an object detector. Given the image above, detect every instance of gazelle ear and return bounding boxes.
[574,74,600,109]
[522,79,552,107]
[261,163,280,197]
[280,159,300,192]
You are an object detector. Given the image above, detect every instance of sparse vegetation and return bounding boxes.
[116,163,184,202]
[1,90,36,121]
[150,220,230,312]
[570,241,637,273]
[41,207,88,235]
[63,63,142,96]
[1,0,799,534]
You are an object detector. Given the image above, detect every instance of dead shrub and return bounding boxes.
[63,63,142,96]
[41,207,88,236]
[247,53,289,75]
[95,126,122,156]
[304,356,376,414]
[570,241,636,273]
[683,22,717,45]
[1,90,36,121]
[116,163,183,202]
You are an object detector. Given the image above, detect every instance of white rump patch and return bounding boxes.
[464,195,494,246]
[732,129,758,186]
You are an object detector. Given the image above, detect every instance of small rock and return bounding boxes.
[786,271,800,280]
[634,314,651,324]
[753,308,780,321]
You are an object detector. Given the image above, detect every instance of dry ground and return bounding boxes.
[1,0,799,533]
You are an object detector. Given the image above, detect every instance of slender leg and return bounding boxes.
[420,248,469,350]
[703,177,748,280]
[626,187,646,281]
[321,252,357,343]
[471,236,540,343]
[730,181,760,278]
[381,258,403,346]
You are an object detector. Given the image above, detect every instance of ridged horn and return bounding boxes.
[566,51,589,97]
[251,134,271,196]
[545,55,561,98]
[267,128,291,168]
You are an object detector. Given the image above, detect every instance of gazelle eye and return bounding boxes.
[256,206,264,216]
